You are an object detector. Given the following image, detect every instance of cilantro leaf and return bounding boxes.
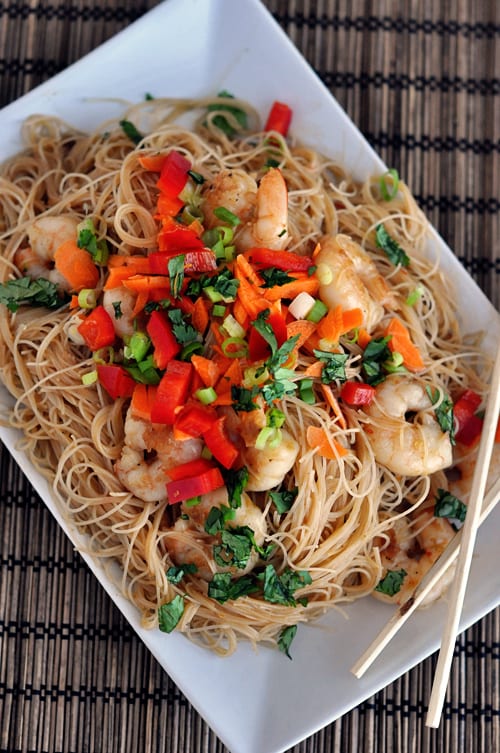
[120,119,144,145]
[204,504,235,535]
[260,267,295,288]
[0,276,63,312]
[375,569,407,597]
[167,308,199,345]
[375,224,410,267]
[223,466,249,509]
[214,527,254,570]
[266,335,299,374]
[260,564,311,606]
[426,387,455,444]
[206,90,248,138]
[278,624,298,659]
[208,572,258,603]
[158,595,185,633]
[166,563,198,584]
[269,487,298,514]
[168,255,185,298]
[361,336,392,385]
[313,350,349,384]
[434,488,467,523]
[252,309,278,355]
[77,218,109,264]
[231,385,259,412]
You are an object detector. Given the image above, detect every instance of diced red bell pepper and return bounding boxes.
[157,224,205,254]
[166,466,225,504]
[146,310,180,369]
[149,249,217,275]
[157,192,184,218]
[340,381,376,406]
[248,309,288,362]
[454,389,483,446]
[167,457,217,482]
[156,150,191,200]
[150,360,193,424]
[96,364,136,400]
[202,416,239,469]
[246,247,313,273]
[78,305,116,351]
[174,402,218,437]
[264,101,293,136]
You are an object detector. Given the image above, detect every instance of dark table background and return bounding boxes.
[0,1,499,752]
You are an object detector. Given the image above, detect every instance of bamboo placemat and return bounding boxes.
[0,1,499,752]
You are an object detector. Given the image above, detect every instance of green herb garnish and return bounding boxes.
[434,488,467,522]
[278,624,298,659]
[313,350,349,384]
[269,486,298,514]
[426,386,455,444]
[120,119,144,145]
[0,277,62,312]
[375,569,407,597]
[168,254,185,299]
[158,595,185,633]
[375,224,410,267]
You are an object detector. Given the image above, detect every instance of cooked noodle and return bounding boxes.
[0,96,490,655]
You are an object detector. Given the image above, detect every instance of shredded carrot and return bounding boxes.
[192,297,210,334]
[122,275,171,293]
[132,291,149,316]
[130,384,158,421]
[234,255,269,319]
[303,361,324,378]
[138,153,166,172]
[357,327,371,349]
[341,307,363,333]
[53,240,99,292]
[107,255,151,271]
[317,304,343,342]
[217,358,242,391]
[286,320,317,350]
[312,242,321,259]
[385,317,425,371]
[320,384,347,429]
[233,297,249,328]
[265,275,319,302]
[191,354,220,388]
[69,295,80,309]
[212,390,234,406]
[306,425,348,459]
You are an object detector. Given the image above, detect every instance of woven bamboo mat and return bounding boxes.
[0,1,499,751]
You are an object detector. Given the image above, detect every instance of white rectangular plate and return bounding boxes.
[1,2,499,752]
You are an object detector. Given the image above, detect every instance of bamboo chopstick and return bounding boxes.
[350,476,500,679]
[425,346,500,727]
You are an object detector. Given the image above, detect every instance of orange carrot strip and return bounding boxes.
[138,153,166,171]
[132,291,149,316]
[123,275,171,292]
[191,354,220,388]
[212,390,234,406]
[357,327,371,349]
[385,317,425,372]
[303,361,324,378]
[320,384,347,430]
[69,295,80,310]
[107,255,151,271]
[233,298,249,328]
[341,307,363,332]
[217,358,242,391]
[286,320,317,350]
[317,304,344,342]
[306,425,348,459]
[264,275,319,302]
[53,240,99,292]
[130,384,158,421]
[192,297,210,335]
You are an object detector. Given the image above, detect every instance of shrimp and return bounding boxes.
[115,410,203,503]
[365,376,453,476]
[241,429,300,491]
[14,215,80,291]
[202,167,288,251]
[373,500,456,606]
[315,234,396,331]
[102,285,139,339]
[165,486,267,580]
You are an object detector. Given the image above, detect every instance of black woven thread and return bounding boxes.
[318,70,500,95]
[272,11,500,39]
[0,2,150,21]
[0,619,134,640]
[0,682,188,705]
[365,131,500,154]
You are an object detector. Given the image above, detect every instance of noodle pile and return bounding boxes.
[0,96,490,656]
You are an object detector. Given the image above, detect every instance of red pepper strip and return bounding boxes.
[454,389,483,446]
[245,247,313,273]
[78,305,116,350]
[202,416,239,469]
[264,101,293,136]
[156,150,191,199]
[157,225,205,254]
[248,309,288,362]
[151,360,193,424]
[167,466,225,504]
[157,192,184,217]
[174,402,218,437]
[149,249,217,274]
[96,364,136,400]
[146,310,180,369]
[167,457,217,482]
[340,381,376,406]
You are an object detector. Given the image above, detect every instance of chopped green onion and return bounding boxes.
[195,386,217,405]
[298,378,315,404]
[77,288,97,309]
[379,168,400,201]
[120,119,144,145]
[213,206,241,227]
[180,341,204,360]
[201,446,213,460]
[92,346,115,364]
[406,285,424,306]
[221,336,248,359]
[203,285,223,303]
[255,426,282,450]
[306,299,328,323]
[243,365,269,387]
[222,314,246,339]
[212,304,226,317]
[187,170,205,184]
[82,370,98,385]
[127,331,151,362]
[185,496,202,507]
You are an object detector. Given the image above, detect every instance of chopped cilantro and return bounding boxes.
[223,466,249,509]
[166,563,198,584]
[158,595,185,633]
[269,487,298,514]
[278,624,297,659]
[260,267,295,288]
[204,504,235,535]
[252,309,278,354]
[313,350,349,384]
[434,488,467,523]
[0,277,63,312]
[187,169,205,184]
[426,387,455,444]
[266,336,299,374]
[77,218,109,264]
[206,90,248,138]
[112,301,123,319]
[214,527,254,570]
[361,336,392,385]
[208,572,258,603]
[231,385,259,412]
[260,564,311,606]
[375,569,407,596]
[375,224,410,267]
[167,308,199,345]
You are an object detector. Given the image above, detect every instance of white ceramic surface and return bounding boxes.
[1,2,499,752]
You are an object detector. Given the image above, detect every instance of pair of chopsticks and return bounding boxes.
[351,346,500,728]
